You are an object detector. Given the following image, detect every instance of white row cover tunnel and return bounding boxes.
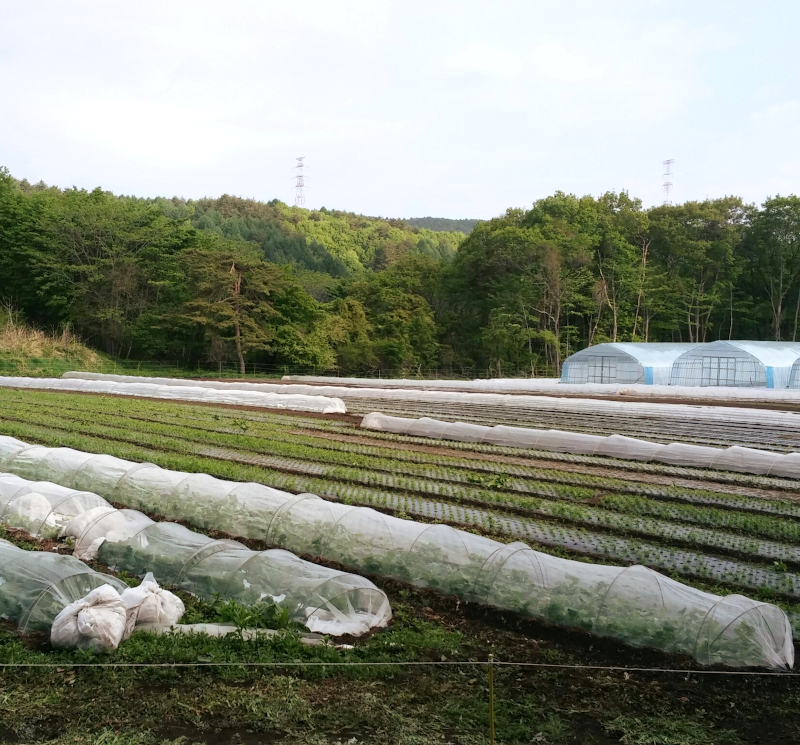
[0,537,128,633]
[0,376,346,414]
[0,435,792,668]
[62,370,800,407]
[0,473,391,637]
[360,413,800,478]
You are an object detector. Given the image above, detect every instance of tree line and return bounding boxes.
[2,168,799,376]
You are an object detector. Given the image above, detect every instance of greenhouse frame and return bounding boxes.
[560,343,700,385]
[787,357,800,388]
[670,341,800,388]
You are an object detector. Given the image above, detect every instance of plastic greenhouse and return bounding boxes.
[0,436,793,668]
[670,341,800,388]
[786,356,800,388]
[0,537,128,633]
[561,343,701,385]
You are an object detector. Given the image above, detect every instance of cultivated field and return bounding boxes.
[1,386,800,744]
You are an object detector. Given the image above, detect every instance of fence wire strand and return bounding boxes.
[0,660,796,676]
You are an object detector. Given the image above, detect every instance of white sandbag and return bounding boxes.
[120,573,185,637]
[50,584,127,653]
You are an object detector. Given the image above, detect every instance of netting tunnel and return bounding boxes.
[0,435,792,668]
[0,537,128,633]
[0,469,391,637]
[62,369,800,405]
[73,509,391,636]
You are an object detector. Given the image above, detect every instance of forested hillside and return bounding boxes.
[2,169,800,377]
[404,217,480,233]
[146,194,463,275]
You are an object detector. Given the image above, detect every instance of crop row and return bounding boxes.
[12,394,800,526]
[12,385,799,494]
[4,414,800,635]
[5,402,800,548]
[312,417,800,491]
[26,403,800,541]
[6,406,800,581]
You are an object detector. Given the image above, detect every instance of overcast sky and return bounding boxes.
[1,1,798,218]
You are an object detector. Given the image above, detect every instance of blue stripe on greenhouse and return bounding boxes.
[766,366,775,388]
[644,367,654,385]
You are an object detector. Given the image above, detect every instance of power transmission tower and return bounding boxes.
[294,157,306,206]
[662,159,674,206]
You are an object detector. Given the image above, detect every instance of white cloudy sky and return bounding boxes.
[1,1,798,218]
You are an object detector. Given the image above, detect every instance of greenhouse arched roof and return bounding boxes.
[562,343,701,385]
[671,341,800,388]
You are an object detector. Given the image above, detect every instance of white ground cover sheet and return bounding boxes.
[284,374,800,404]
[0,376,346,414]
[361,413,800,479]
[62,372,800,431]
[0,435,792,669]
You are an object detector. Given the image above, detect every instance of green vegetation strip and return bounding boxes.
[3,415,800,612]
[9,392,800,523]
[5,399,800,558]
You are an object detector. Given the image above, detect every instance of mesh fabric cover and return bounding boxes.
[0,435,792,668]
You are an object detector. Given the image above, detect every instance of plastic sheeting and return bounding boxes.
[0,537,128,633]
[0,376,346,414]
[0,470,391,637]
[360,412,800,479]
[0,435,792,668]
[62,370,800,408]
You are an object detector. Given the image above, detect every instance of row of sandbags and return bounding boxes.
[0,435,792,668]
[62,371,800,429]
[0,376,346,414]
[361,412,800,479]
[0,472,391,637]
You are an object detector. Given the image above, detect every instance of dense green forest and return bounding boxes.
[2,168,800,376]
[404,216,480,233]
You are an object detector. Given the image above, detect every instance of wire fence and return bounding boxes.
[0,659,795,675]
